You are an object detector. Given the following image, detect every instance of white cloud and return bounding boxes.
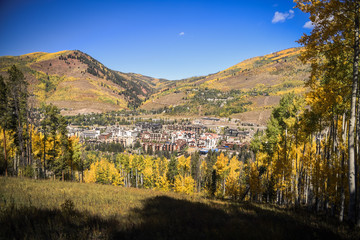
[288,10,294,19]
[303,21,314,29]
[179,32,185,36]
[272,10,294,23]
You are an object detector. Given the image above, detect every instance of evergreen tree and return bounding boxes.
[0,76,9,175]
[7,65,28,170]
[167,155,178,184]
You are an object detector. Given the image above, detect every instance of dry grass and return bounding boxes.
[1,177,357,240]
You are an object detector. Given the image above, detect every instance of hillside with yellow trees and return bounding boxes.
[0,47,307,122]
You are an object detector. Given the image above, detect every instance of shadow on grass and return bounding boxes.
[0,196,351,240]
[0,205,118,240]
[115,196,344,240]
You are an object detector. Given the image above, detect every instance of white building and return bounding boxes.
[198,133,220,149]
[171,131,196,144]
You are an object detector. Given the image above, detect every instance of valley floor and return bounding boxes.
[0,177,358,240]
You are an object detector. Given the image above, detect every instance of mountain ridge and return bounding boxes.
[0,47,309,122]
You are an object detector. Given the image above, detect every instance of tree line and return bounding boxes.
[82,150,252,199]
[244,0,360,226]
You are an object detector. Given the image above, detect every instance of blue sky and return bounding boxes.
[0,0,312,80]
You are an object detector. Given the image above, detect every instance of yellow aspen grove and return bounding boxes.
[68,136,82,181]
[174,175,195,195]
[131,155,144,188]
[154,157,170,191]
[29,126,45,179]
[174,155,195,194]
[142,156,154,188]
[127,154,134,187]
[156,173,170,192]
[84,159,123,186]
[272,144,289,204]
[137,155,146,187]
[84,163,97,184]
[177,155,191,176]
[225,156,242,200]
[301,138,316,206]
[213,153,229,197]
[249,162,261,201]
[0,128,15,176]
[295,0,360,225]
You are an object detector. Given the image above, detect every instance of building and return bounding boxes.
[81,130,100,139]
[143,139,187,153]
[198,133,220,149]
[99,132,112,141]
[135,122,162,132]
[141,131,168,142]
[226,128,240,137]
[164,124,207,134]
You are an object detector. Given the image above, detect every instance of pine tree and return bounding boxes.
[0,76,9,176]
[167,155,178,184]
[7,65,28,171]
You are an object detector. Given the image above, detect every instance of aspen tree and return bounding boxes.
[174,156,195,194]
[295,0,359,225]
[213,153,229,197]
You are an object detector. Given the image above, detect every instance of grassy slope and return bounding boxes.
[0,177,357,240]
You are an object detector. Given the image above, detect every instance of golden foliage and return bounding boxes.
[174,175,195,195]
[84,159,123,186]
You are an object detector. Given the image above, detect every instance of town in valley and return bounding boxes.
[68,115,264,156]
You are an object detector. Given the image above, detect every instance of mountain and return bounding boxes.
[0,47,309,123]
[140,47,309,124]
[0,50,169,115]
